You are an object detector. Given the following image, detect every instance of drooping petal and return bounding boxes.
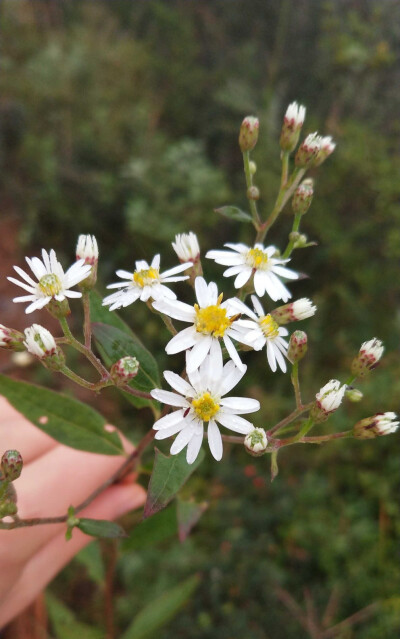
[207,420,223,461]
[186,428,204,464]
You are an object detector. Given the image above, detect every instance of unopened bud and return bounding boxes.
[247,186,260,200]
[351,338,384,378]
[0,324,25,352]
[47,297,71,319]
[249,161,257,175]
[271,299,316,325]
[24,325,65,371]
[292,234,308,249]
[110,356,139,386]
[310,379,346,423]
[76,234,98,290]
[239,116,259,152]
[292,178,314,215]
[313,136,336,167]
[280,102,306,152]
[287,330,308,363]
[172,232,200,264]
[295,133,321,168]
[345,387,363,403]
[1,450,23,481]
[244,428,268,456]
[353,412,399,439]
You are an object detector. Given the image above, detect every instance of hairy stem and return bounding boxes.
[82,291,92,349]
[59,316,109,378]
[291,361,302,409]
[282,212,302,259]
[242,150,261,228]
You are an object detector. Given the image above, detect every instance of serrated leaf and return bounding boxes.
[77,518,127,538]
[92,323,160,410]
[0,375,123,455]
[121,575,200,639]
[215,205,252,223]
[143,448,204,519]
[124,504,178,550]
[177,498,208,542]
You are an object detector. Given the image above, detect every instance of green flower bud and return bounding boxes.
[249,161,257,175]
[247,186,260,200]
[244,428,268,457]
[239,116,259,152]
[287,330,308,363]
[0,325,26,352]
[292,178,314,215]
[110,356,140,386]
[345,387,363,403]
[1,450,23,481]
[47,297,71,319]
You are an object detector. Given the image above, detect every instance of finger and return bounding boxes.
[0,481,146,629]
[0,398,57,464]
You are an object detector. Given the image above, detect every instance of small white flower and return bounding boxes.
[271,298,316,324]
[24,324,57,359]
[284,102,306,127]
[244,427,268,455]
[172,232,200,263]
[314,136,336,166]
[354,412,399,439]
[374,412,399,436]
[152,276,246,373]
[102,254,191,310]
[315,379,346,413]
[76,234,99,264]
[151,345,260,464]
[8,249,92,314]
[206,243,298,302]
[359,338,384,364]
[231,296,289,373]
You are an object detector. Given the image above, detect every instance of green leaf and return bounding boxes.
[77,518,127,538]
[121,575,200,639]
[177,498,208,542]
[92,323,160,410]
[0,375,123,455]
[215,205,252,223]
[46,592,103,639]
[144,448,204,519]
[124,504,178,550]
[75,542,105,584]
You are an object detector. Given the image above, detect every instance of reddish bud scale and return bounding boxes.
[110,356,140,386]
[295,137,320,168]
[0,326,26,352]
[292,179,314,216]
[1,450,23,481]
[287,330,308,363]
[239,117,259,152]
[351,351,380,378]
[280,117,303,152]
[271,304,298,325]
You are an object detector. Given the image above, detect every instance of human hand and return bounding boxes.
[0,397,146,628]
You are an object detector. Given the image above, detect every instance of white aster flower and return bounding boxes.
[172,232,200,263]
[8,249,92,314]
[315,379,346,414]
[102,254,191,310]
[231,295,289,372]
[352,337,384,377]
[271,298,316,324]
[152,276,246,373]
[285,101,306,127]
[24,324,57,359]
[76,234,99,264]
[354,412,399,439]
[151,345,260,464]
[206,243,298,302]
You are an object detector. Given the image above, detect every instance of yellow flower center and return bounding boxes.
[192,392,220,422]
[194,293,232,338]
[259,314,280,339]
[246,248,269,270]
[133,267,159,288]
[38,273,62,297]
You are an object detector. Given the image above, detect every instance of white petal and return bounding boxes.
[267,273,292,302]
[266,341,277,372]
[219,397,260,414]
[272,264,299,280]
[116,269,133,279]
[170,423,196,455]
[165,326,198,354]
[207,420,223,461]
[152,299,194,322]
[25,297,51,313]
[224,243,249,253]
[7,276,36,294]
[217,413,253,434]
[223,265,246,277]
[155,422,186,439]
[253,270,267,297]
[206,250,244,266]
[223,334,245,371]
[251,295,264,317]
[153,409,186,430]
[150,389,189,408]
[195,277,210,307]
[163,371,195,397]
[186,336,212,373]
[63,290,82,299]
[207,281,218,305]
[186,429,204,464]
[161,262,191,278]
[273,344,287,372]
[13,266,37,287]
[234,268,252,289]
[218,361,245,396]
[26,256,46,280]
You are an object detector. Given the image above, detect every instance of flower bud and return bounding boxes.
[244,428,268,456]
[76,234,98,290]
[172,232,200,264]
[310,379,346,423]
[239,116,259,152]
[313,136,336,167]
[271,299,316,325]
[292,178,314,215]
[351,338,384,378]
[280,102,306,152]
[110,356,139,386]
[249,161,257,175]
[1,450,23,481]
[292,234,309,249]
[47,297,71,319]
[24,324,65,371]
[345,387,363,403]
[295,133,322,168]
[287,330,308,363]
[353,412,399,439]
[247,186,260,200]
[0,324,26,352]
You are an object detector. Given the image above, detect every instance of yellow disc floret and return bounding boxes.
[194,294,232,338]
[246,248,269,270]
[192,392,220,422]
[38,273,62,297]
[260,314,280,339]
[133,267,160,288]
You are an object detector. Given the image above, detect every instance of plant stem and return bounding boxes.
[291,361,302,408]
[282,213,302,259]
[122,384,154,401]
[242,150,261,228]
[267,402,313,437]
[82,291,92,349]
[61,366,112,392]
[59,316,109,378]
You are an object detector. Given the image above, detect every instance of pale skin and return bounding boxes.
[0,397,146,629]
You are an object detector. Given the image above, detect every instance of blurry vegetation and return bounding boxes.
[1,0,399,637]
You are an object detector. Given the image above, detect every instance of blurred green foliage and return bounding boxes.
[1,0,399,637]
